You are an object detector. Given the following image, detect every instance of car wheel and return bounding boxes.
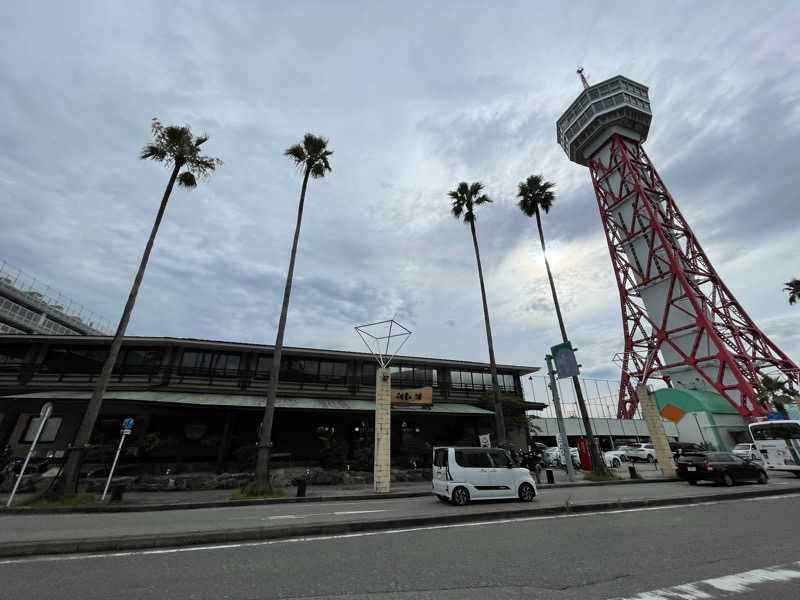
[518,482,536,502]
[688,479,698,485]
[722,473,734,487]
[613,458,621,468]
[451,486,470,506]
[647,455,655,463]
[758,471,768,485]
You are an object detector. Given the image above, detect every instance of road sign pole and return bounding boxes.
[546,355,575,482]
[7,403,53,507]
[101,432,127,501]
[101,417,133,501]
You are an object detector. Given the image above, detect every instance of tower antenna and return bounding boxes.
[576,67,590,89]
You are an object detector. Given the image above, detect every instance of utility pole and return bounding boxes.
[546,354,575,482]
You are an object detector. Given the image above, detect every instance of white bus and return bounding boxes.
[748,420,800,476]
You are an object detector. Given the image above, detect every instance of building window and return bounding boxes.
[449,370,515,392]
[119,348,163,374]
[389,365,438,387]
[41,347,107,374]
[180,351,241,378]
[319,361,347,383]
[0,344,27,372]
[255,355,273,380]
[281,358,348,383]
[361,363,377,385]
[22,416,63,443]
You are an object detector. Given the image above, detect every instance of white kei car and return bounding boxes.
[432,447,537,506]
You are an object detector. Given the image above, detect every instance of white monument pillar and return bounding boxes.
[374,368,392,492]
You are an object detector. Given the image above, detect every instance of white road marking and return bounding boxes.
[611,560,800,599]
[264,509,387,520]
[0,494,797,566]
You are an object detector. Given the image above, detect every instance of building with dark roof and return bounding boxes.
[0,335,540,470]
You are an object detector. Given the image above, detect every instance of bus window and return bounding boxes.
[751,422,800,441]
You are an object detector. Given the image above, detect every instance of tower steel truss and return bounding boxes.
[589,134,799,419]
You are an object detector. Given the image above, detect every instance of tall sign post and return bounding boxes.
[355,318,412,493]
[7,402,53,507]
[545,355,575,482]
[102,417,134,501]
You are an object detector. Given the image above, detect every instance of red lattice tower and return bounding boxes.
[556,74,799,419]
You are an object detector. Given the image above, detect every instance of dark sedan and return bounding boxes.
[676,451,768,486]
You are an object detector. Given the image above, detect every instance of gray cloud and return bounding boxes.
[1,1,799,401]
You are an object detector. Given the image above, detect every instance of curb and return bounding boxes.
[1,485,796,559]
[0,477,677,515]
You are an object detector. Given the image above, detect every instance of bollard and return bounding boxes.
[628,465,637,479]
[296,478,307,497]
[545,469,555,484]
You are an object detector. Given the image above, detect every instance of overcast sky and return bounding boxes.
[1,1,798,395]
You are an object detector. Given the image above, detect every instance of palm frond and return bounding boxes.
[310,162,327,178]
[474,194,492,205]
[303,133,329,158]
[284,144,306,166]
[140,144,167,162]
[784,278,800,305]
[517,174,556,216]
[194,135,208,147]
[468,182,484,197]
[177,171,197,188]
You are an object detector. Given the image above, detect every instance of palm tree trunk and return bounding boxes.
[255,166,311,487]
[58,161,182,495]
[469,219,505,445]
[535,207,605,474]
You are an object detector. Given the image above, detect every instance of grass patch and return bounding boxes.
[230,483,286,501]
[18,492,97,508]
[584,471,623,482]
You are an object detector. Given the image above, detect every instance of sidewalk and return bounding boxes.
[2,472,798,558]
[0,462,669,512]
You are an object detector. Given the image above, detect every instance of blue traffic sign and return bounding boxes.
[122,417,135,431]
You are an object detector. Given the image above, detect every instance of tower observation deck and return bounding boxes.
[557,73,799,419]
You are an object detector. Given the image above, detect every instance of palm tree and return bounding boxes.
[57,118,222,495]
[449,181,505,445]
[517,174,605,474]
[756,374,793,419]
[785,278,800,305]
[254,134,332,489]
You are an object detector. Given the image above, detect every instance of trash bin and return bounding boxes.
[295,478,307,497]
[109,483,126,503]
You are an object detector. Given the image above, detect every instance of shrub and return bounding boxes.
[230,483,285,500]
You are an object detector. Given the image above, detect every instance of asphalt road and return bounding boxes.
[3,475,800,545]
[2,493,800,599]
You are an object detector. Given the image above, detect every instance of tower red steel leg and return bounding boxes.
[588,134,799,419]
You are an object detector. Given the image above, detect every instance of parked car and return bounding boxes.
[604,449,627,468]
[669,441,703,461]
[731,443,760,461]
[627,443,657,463]
[542,446,580,469]
[432,447,537,505]
[676,451,768,486]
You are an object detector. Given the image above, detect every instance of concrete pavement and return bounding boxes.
[2,493,799,599]
[0,461,671,513]
[1,472,799,558]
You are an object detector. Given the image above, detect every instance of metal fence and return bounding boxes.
[523,374,669,420]
[0,260,111,334]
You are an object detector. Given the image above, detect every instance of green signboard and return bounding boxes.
[550,341,579,378]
